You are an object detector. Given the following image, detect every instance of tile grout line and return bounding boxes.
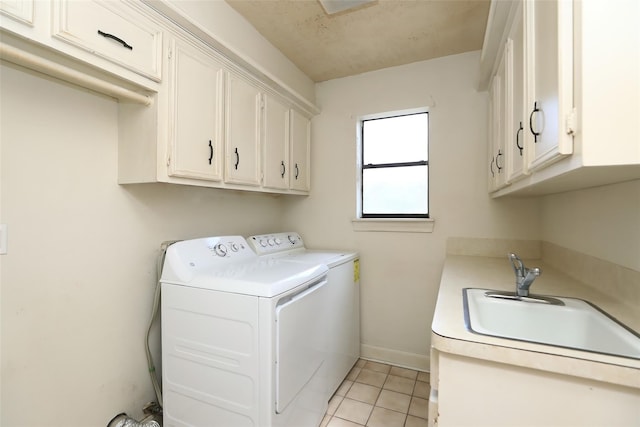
[324,359,431,427]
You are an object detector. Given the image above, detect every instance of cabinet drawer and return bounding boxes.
[52,0,162,81]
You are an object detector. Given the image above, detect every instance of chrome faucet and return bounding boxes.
[508,253,541,297]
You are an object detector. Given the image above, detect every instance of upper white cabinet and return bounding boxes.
[119,29,315,195]
[167,37,224,182]
[0,0,163,91]
[575,0,640,168]
[2,0,320,196]
[482,0,640,196]
[524,0,574,171]
[488,53,508,192]
[225,74,261,186]
[52,0,163,82]
[289,109,311,192]
[261,95,313,193]
[505,3,527,183]
[262,94,291,191]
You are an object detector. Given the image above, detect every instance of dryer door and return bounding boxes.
[275,277,329,414]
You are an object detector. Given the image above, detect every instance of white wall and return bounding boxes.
[283,51,542,368]
[541,179,640,272]
[0,64,285,426]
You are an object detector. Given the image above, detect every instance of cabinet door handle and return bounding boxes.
[294,163,299,180]
[234,148,240,170]
[490,157,495,177]
[529,102,541,143]
[280,161,286,178]
[496,150,503,172]
[516,122,524,156]
[208,140,213,165]
[97,30,133,50]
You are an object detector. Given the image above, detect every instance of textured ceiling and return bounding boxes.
[225,0,491,82]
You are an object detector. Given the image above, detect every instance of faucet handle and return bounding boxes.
[528,267,542,277]
[508,253,525,277]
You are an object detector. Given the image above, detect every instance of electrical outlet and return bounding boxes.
[0,224,7,254]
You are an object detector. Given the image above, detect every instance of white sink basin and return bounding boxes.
[463,288,640,360]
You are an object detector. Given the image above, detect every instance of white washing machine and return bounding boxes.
[160,236,330,427]
[247,232,360,398]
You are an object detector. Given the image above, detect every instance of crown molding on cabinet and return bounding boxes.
[141,0,320,118]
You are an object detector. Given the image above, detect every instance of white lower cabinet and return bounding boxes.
[432,350,640,427]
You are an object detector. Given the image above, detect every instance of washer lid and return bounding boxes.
[161,236,329,297]
[164,258,328,297]
[160,235,329,297]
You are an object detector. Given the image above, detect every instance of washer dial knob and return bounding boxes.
[214,243,228,257]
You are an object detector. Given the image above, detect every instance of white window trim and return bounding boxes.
[355,107,431,227]
[351,218,435,233]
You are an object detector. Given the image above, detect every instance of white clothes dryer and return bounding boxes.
[247,232,360,398]
[160,236,330,427]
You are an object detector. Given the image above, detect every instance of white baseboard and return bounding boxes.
[360,343,430,372]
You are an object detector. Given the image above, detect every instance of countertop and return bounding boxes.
[432,255,640,389]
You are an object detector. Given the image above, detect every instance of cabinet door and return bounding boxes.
[488,75,499,192]
[225,74,261,186]
[289,110,311,192]
[262,94,290,190]
[506,3,528,183]
[168,38,224,182]
[488,53,508,192]
[525,0,573,171]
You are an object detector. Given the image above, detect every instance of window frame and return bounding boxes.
[357,109,430,219]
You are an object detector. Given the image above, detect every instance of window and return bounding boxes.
[359,110,429,218]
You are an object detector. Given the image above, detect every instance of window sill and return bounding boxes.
[351,218,435,233]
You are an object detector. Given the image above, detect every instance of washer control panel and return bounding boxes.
[204,236,250,258]
[161,236,257,283]
[170,236,253,265]
[247,232,305,255]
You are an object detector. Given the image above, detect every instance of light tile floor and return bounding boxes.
[321,359,431,427]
